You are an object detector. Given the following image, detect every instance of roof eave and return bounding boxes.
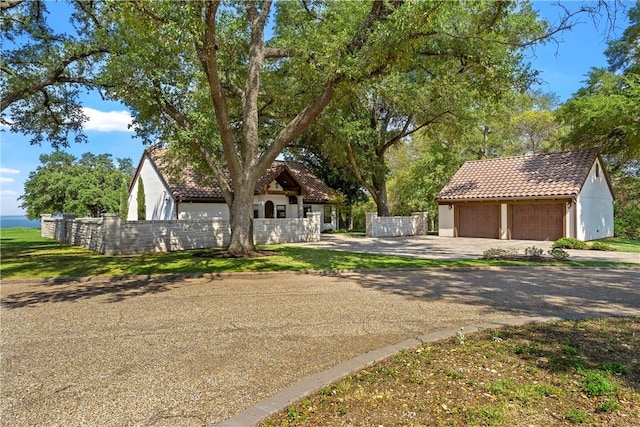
[436,194,577,204]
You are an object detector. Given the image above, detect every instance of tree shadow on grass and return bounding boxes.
[0,275,192,309]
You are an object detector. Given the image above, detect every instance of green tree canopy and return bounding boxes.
[283,1,559,216]
[556,1,640,172]
[556,1,640,238]
[1,1,109,147]
[19,151,134,219]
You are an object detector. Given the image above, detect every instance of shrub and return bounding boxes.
[548,248,570,260]
[524,246,543,258]
[552,238,588,250]
[482,248,508,259]
[589,241,616,251]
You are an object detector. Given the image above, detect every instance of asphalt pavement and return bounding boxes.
[2,265,638,426]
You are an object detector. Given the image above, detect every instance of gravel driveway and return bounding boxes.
[2,267,638,426]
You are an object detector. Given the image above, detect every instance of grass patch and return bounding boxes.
[262,317,640,427]
[597,238,640,253]
[1,229,637,279]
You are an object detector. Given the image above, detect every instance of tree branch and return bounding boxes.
[0,0,24,11]
[159,96,233,205]
[345,140,376,198]
[264,47,292,59]
[194,0,240,178]
[1,47,109,112]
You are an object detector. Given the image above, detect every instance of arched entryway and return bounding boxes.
[265,201,274,219]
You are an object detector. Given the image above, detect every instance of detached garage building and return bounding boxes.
[436,149,614,241]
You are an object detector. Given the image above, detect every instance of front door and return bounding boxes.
[265,201,274,219]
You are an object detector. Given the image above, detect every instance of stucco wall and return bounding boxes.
[178,203,230,220]
[438,205,455,237]
[576,158,614,240]
[366,212,427,238]
[128,156,176,221]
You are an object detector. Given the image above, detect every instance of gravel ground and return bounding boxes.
[1,267,639,426]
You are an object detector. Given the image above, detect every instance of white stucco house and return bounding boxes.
[436,148,614,241]
[127,147,339,231]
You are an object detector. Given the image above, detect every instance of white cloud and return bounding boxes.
[0,177,14,183]
[82,107,134,132]
[0,167,20,174]
[0,189,18,196]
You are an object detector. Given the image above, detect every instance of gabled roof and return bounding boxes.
[437,148,611,202]
[142,147,332,204]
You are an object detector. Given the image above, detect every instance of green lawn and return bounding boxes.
[598,237,640,253]
[1,228,637,279]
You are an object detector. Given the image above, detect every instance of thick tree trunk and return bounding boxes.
[372,180,390,217]
[372,157,390,217]
[376,195,390,217]
[226,182,256,257]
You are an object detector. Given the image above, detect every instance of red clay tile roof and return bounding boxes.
[146,148,332,204]
[437,149,601,202]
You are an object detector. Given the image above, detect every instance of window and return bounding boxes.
[323,205,332,224]
[253,204,259,219]
[595,163,600,177]
[288,195,298,204]
[276,205,286,218]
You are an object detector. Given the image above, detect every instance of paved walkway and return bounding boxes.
[294,234,640,264]
[2,267,639,426]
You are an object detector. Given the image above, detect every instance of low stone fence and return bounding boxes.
[365,212,427,238]
[41,212,321,255]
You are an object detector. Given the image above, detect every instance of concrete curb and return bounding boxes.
[216,313,627,427]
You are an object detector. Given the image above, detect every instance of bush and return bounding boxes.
[589,241,616,251]
[482,248,508,259]
[548,248,570,260]
[552,238,588,250]
[524,246,544,258]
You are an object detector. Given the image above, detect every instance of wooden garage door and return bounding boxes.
[511,204,564,241]
[457,205,500,238]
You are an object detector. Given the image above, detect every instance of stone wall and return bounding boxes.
[365,212,427,238]
[41,212,321,255]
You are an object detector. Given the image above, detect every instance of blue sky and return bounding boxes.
[0,1,630,216]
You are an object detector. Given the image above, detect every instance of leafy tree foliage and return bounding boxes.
[556,1,640,238]
[19,152,134,219]
[286,1,576,217]
[556,70,640,173]
[1,1,108,147]
[284,144,367,229]
[388,129,462,222]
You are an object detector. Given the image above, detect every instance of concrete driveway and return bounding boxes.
[2,267,639,426]
[294,234,640,264]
